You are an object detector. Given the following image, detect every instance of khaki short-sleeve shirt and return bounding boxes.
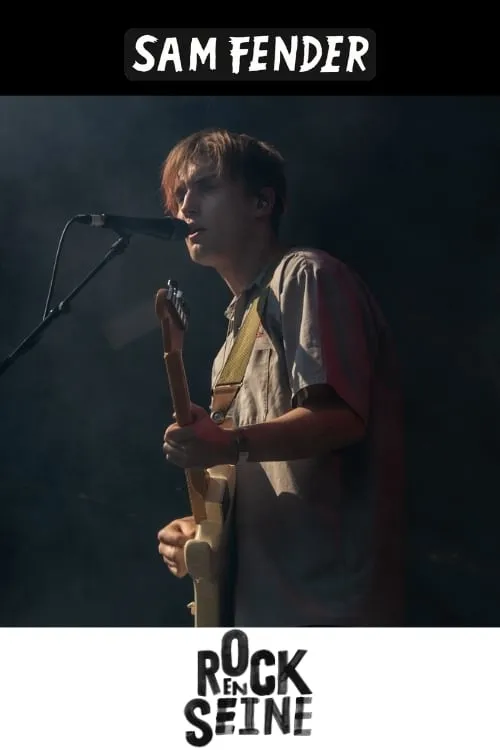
[212,248,404,627]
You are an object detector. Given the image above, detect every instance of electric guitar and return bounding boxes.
[155,280,236,627]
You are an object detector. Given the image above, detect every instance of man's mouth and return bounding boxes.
[188,227,205,240]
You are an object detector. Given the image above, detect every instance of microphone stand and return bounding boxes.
[0,233,130,378]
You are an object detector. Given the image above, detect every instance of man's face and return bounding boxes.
[174,162,258,266]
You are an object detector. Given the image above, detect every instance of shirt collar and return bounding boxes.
[223,257,280,320]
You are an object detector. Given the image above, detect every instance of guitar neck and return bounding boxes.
[163,350,208,523]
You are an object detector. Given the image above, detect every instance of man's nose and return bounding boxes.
[180,188,199,218]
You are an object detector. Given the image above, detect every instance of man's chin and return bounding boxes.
[187,243,216,267]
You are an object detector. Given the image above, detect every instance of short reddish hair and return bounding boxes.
[160,128,287,232]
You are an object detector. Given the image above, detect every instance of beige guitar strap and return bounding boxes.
[210,285,271,427]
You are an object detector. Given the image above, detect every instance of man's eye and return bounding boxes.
[200,179,218,192]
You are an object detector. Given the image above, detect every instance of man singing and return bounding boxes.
[157,128,404,627]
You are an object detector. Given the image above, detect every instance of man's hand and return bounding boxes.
[163,403,236,469]
[157,516,196,577]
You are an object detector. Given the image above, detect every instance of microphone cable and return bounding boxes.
[42,214,90,320]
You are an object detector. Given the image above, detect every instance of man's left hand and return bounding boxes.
[163,403,237,469]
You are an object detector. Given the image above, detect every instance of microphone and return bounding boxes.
[74,213,189,241]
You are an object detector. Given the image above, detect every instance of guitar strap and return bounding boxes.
[210,264,276,427]
[210,260,279,627]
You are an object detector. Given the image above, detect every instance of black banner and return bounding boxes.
[0,23,498,94]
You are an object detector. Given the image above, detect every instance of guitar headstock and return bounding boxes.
[155,279,190,353]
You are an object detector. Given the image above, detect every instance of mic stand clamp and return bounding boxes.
[0,234,130,378]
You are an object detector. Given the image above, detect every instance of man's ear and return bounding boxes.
[255,187,275,217]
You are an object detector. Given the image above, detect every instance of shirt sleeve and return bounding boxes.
[279,254,378,425]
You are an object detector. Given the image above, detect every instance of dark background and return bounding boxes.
[0,95,498,626]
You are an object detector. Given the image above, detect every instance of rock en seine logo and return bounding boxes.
[183,629,313,745]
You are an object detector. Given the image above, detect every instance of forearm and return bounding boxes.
[233,404,365,463]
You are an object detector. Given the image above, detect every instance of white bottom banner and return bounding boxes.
[0,627,497,748]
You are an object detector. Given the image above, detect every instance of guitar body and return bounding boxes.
[184,462,235,627]
[155,282,236,627]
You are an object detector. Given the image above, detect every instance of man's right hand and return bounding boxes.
[157,516,196,578]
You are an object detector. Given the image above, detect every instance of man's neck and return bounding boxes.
[215,236,286,297]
